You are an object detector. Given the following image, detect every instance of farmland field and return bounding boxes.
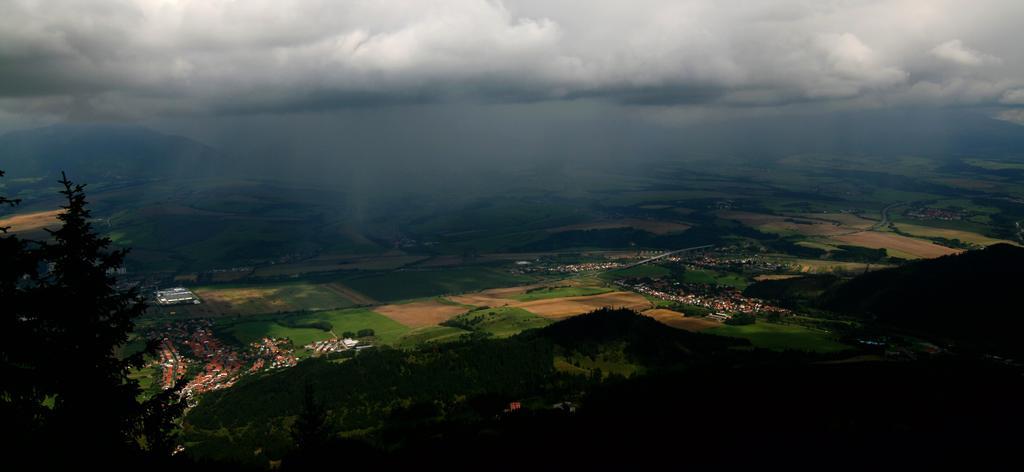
[222,319,333,347]
[511,285,613,302]
[192,282,357,315]
[719,211,851,237]
[964,158,1024,171]
[217,308,417,349]
[600,264,673,280]
[892,222,1018,247]
[446,307,553,337]
[291,308,412,345]
[373,300,470,327]
[831,231,961,259]
[642,309,720,332]
[251,253,428,278]
[446,284,652,321]
[787,258,891,274]
[394,326,470,348]
[707,322,850,353]
[514,291,652,319]
[677,269,749,289]
[547,218,691,234]
[341,267,537,302]
[0,208,61,234]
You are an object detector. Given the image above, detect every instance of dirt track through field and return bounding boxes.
[324,283,378,305]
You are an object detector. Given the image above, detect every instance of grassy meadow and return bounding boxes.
[707,322,849,353]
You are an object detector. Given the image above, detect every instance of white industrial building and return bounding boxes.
[155,287,200,305]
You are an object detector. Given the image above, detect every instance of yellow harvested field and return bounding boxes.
[450,288,650,320]
[514,291,652,320]
[547,218,691,235]
[374,300,469,328]
[642,309,720,332]
[832,231,961,259]
[194,287,288,314]
[892,223,1018,247]
[0,209,62,234]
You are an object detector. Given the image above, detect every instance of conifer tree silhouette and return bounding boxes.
[1,171,184,464]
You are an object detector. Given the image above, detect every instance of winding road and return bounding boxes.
[621,244,714,269]
[871,202,900,231]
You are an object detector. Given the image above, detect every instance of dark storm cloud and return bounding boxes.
[1,0,1024,125]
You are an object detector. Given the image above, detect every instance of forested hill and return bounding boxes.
[181,307,1024,467]
[533,307,745,364]
[821,243,1024,355]
[182,308,753,464]
[0,123,220,182]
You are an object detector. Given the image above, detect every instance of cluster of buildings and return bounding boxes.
[520,246,786,277]
[683,252,787,274]
[141,319,302,398]
[621,279,789,317]
[510,259,626,275]
[250,337,298,369]
[142,319,210,390]
[156,338,185,389]
[905,207,966,221]
[549,261,625,273]
[180,325,243,395]
[304,337,367,356]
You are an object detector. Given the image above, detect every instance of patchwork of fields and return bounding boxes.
[136,242,871,356]
[14,153,1012,360]
[720,209,969,259]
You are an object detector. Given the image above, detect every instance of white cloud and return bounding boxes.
[1000,89,1024,105]
[0,0,1022,121]
[995,108,1024,126]
[929,39,1001,66]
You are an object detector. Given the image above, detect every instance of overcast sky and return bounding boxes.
[2,0,1024,133]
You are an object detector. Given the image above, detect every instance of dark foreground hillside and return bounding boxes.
[820,243,1024,356]
[180,308,1024,469]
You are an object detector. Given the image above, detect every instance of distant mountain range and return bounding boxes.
[672,109,1024,160]
[0,123,221,182]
